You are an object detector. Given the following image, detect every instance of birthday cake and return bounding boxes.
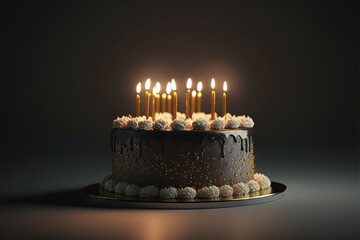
[100,79,271,199]
[100,113,271,199]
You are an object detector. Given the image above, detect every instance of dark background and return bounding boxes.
[1,0,359,239]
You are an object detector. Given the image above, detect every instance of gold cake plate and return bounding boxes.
[84,182,286,209]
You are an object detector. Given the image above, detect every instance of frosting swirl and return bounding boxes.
[100,174,112,189]
[159,187,178,199]
[104,179,116,192]
[171,119,187,131]
[101,172,270,198]
[197,186,220,198]
[114,182,128,195]
[219,185,234,197]
[210,117,225,130]
[127,119,138,130]
[112,116,130,129]
[225,119,240,129]
[153,119,167,130]
[139,185,159,198]
[192,119,209,130]
[247,180,260,192]
[138,120,153,130]
[192,112,212,121]
[238,115,255,128]
[254,173,271,189]
[185,118,193,128]
[125,184,141,196]
[177,187,197,199]
[223,113,233,121]
[112,112,255,131]
[233,182,250,195]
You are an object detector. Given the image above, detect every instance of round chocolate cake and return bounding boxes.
[111,128,255,188]
[100,113,271,199]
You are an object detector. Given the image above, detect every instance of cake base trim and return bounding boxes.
[99,173,271,199]
[84,181,286,209]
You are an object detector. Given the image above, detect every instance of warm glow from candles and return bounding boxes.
[197,82,202,112]
[197,81,203,92]
[155,82,161,92]
[166,82,171,94]
[211,78,216,120]
[171,79,176,91]
[145,78,151,90]
[222,81,227,116]
[186,78,192,89]
[136,82,141,93]
[145,78,151,119]
[136,82,141,117]
[192,90,197,97]
[185,78,192,119]
[191,90,196,117]
[171,79,177,119]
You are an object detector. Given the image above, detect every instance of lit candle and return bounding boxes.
[145,78,151,119]
[161,93,166,112]
[191,90,196,117]
[171,79,177,119]
[197,82,202,112]
[166,82,172,113]
[185,78,192,119]
[136,82,141,117]
[151,87,156,120]
[211,78,216,120]
[222,81,227,116]
[155,82,161,113]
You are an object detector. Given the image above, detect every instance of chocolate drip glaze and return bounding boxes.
[110,128,255,188]
[111,129,253,155]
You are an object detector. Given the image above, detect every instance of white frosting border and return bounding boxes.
[100,173,271,199]
[113,112,254,130]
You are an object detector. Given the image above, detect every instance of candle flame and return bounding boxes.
[166,82,171,94]
[152,86,157,94]
[223,81,227,92]
[197,82,203,92]
[145,78,151,90]
[211,78,215,89]
[171,79,176,91]
[155,82,161,93]
[192,90,197,97]
[186,78,192,89]
[136,82,141,93]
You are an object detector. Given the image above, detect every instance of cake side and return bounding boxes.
[111,128,255,188]
[100,112,271,199]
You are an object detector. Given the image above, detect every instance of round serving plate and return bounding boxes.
[84,182,286,209]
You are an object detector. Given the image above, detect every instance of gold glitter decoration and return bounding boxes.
[111,130,256,188]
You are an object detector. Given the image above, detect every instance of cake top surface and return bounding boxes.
[112,112,254,131]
